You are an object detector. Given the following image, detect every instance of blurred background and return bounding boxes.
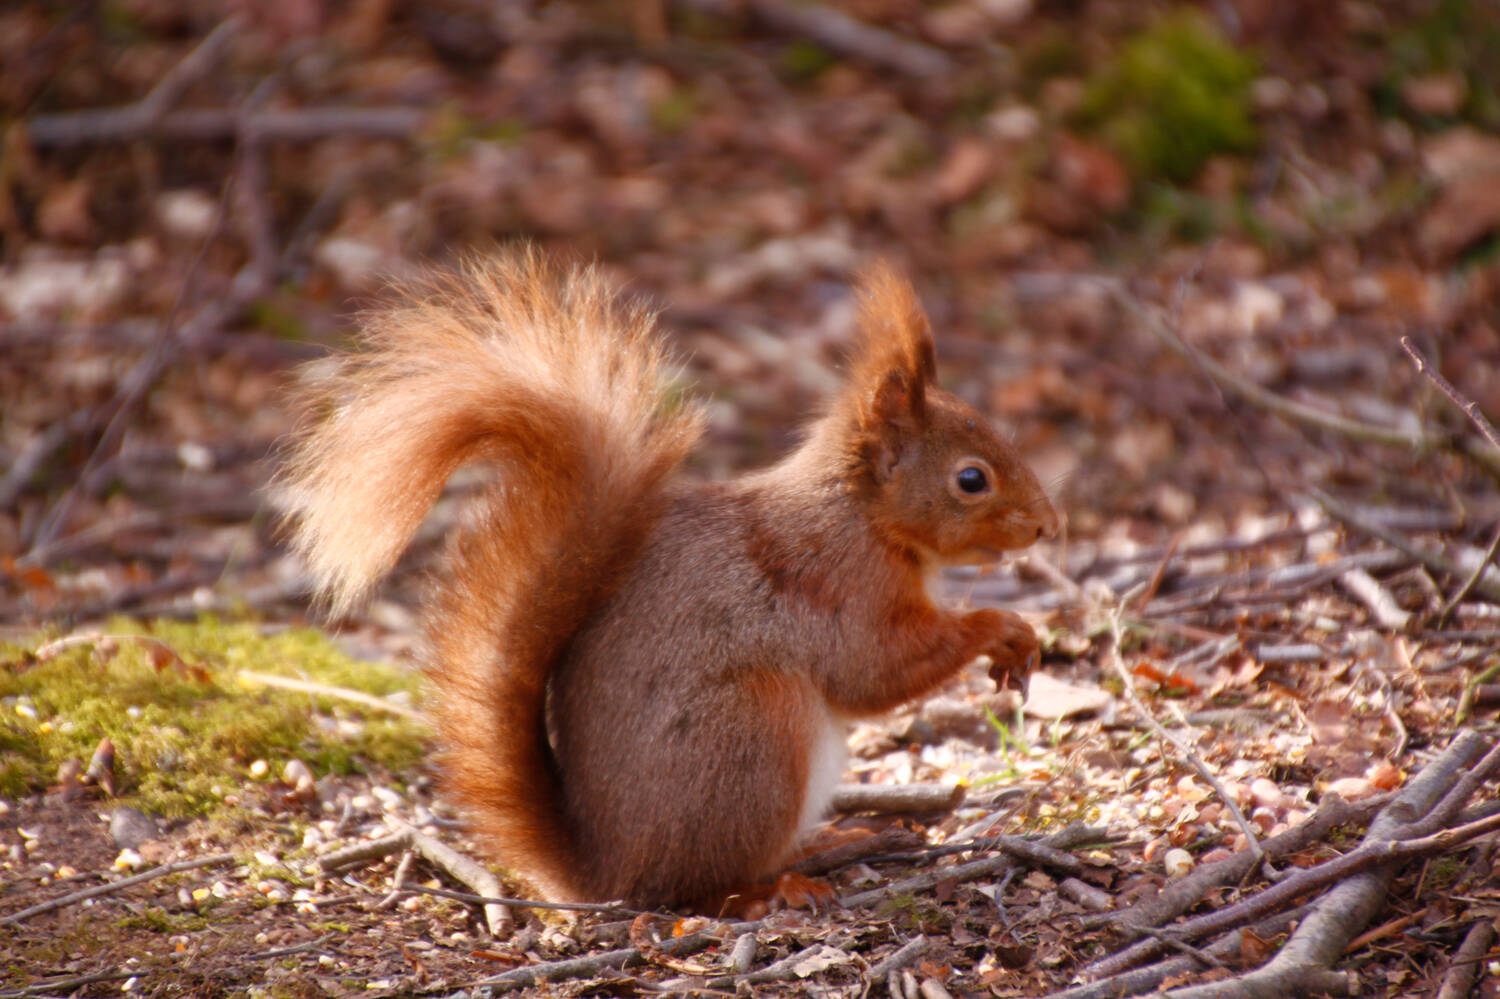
[2,0,1498,628]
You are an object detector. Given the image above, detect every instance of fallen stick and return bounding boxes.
[1336,567,1412,631]
[1095,792,1390,935]
[1440,520,1500,623]
[317,826,511,936]
[237,670,428,724]
[676,0,953,79]
[704,942,827,988]
[840,823,1101,909]
[474,924,740,992]
[1400,336,1500,454]
[832,782,964,814]
[1047,905,1313,999]
[400,824,512,938]
[1434,918,1495,999]
[0,970,138,997]
[27,105,426,148]
[0,853,235,926]
[1312,489,1500,602]
[865,935,930,982]
[1082,731,1490,982]
[1106,619,1267,867]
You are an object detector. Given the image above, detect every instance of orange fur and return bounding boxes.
[279,250,1058,909]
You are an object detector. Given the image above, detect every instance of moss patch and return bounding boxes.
[1078,8,1258,184]
[0,618,425,816]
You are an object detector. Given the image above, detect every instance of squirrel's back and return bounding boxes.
[279,250,703,901]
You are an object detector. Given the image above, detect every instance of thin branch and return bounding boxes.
[1312,489,1500,602]
[1105,618,1266,868]
[839,823,1101,909]
[406,883,643,916]
[831,782,964,814]
[1082,731,1489,981]
[1116,292,1500,478]
[25,176,235,553]
[0,853,235,926]
[1435,918,1496,999]
[237,670,428,724]
[1439,519,1500,622]
[1401,336,1500,454]
[27,106,426,147]
[675,0,954,79]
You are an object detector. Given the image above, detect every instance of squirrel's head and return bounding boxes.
[837,263,1060,564]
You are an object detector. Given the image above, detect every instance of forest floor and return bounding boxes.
[2,1,1500,996]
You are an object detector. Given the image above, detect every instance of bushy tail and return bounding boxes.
[279,250,703,899]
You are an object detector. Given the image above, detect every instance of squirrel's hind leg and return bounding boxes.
[590,669,834,910]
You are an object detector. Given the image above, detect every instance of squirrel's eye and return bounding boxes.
[956,466,988,494]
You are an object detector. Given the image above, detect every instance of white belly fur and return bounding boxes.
[796,705,849,841]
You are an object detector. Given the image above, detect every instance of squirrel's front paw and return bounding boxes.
[969,609,1039,691]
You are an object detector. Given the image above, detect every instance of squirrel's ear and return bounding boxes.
[847,262,936,479]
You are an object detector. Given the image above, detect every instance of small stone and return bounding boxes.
[109,806,160,850]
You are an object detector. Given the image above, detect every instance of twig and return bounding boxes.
[401,824,512,938]
[675,0,953,79]
[237,670,428,724]
[1312,489,1500,602]
[474,926,734,992]
[1082,731,1489,982]
[1440,520,1500,623]
[1116,293,1472,459]
[1105,618,1266,867]
[0,412,90,511]
[236,76,280,293]
[1130,534,1182,613]
[832,782,964,814]
[136,19,241,123]
[704,942,827,988]
[318,831,410,871]
[0,853,235,926]
[840,823,1101,909]
[0,971,138,998]
[406,883,642,916]
[1337,567,1413,631]
[1342,907,1427,954]
[1097,792,1390,935]
[1049,905,1313,999]
[1134,926,1227,970]
[247,933,338,960]
[25,176,235,553]
[374,849,416,911]
[1400,336,1500,454]
[865,935,930,982]
[1435,918,1496,999]
[27,106,426,147]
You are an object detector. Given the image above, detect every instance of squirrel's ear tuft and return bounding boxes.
[849,262,935,430]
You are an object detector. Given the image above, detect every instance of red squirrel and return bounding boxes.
[281,250,1059,910]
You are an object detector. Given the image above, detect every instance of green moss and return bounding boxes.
[650,87,697,136]
[779,40,835,81]
[116,908,210,933]
[246,298,312,342]
[426,107,527,161]
[1078,9,1259,183]
[0,618,425,817]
